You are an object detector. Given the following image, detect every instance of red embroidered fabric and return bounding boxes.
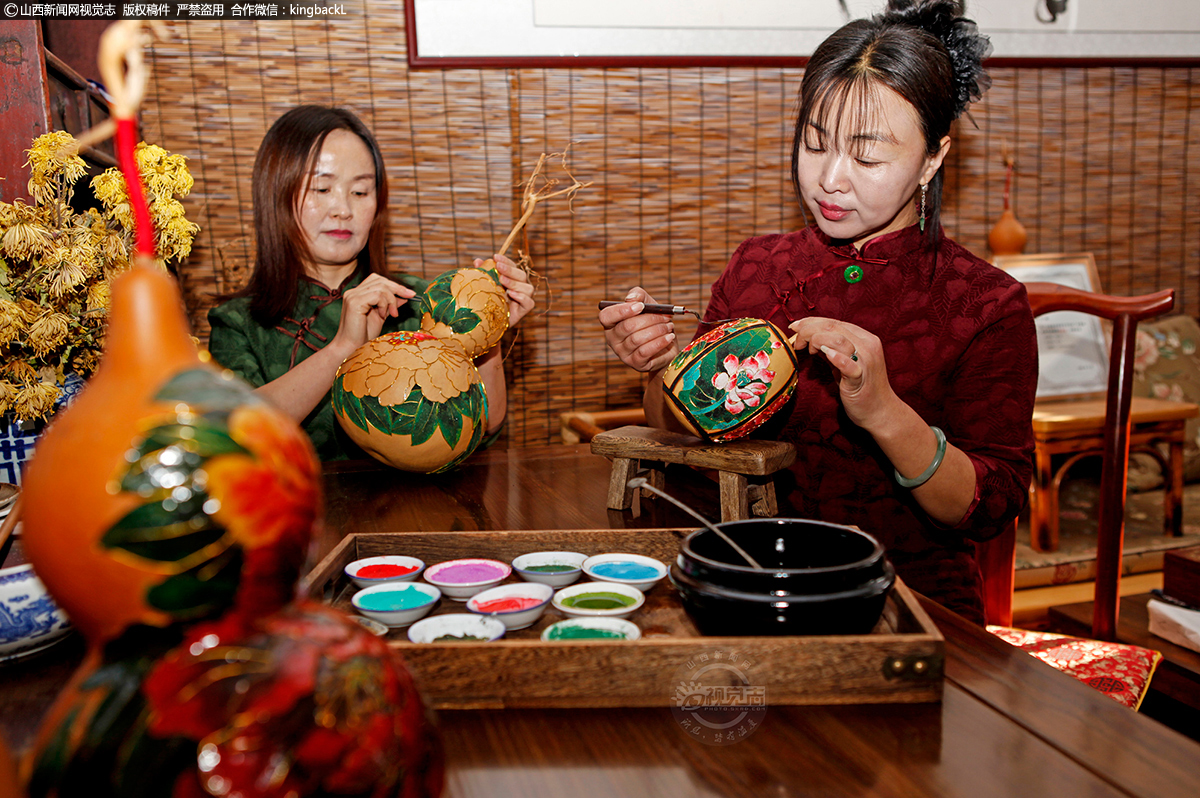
[988,625,1163,709]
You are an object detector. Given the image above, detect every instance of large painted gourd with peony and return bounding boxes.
[331,261,508,473]
[661,318,799,442]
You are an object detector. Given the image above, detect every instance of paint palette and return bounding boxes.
[314,530,944,710]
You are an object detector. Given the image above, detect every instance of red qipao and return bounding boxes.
[703,224,1037,622]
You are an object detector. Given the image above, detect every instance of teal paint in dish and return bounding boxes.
[590,561,660,581]
[357,587,434,611]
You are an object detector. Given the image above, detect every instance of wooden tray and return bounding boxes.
[303,529,945,709]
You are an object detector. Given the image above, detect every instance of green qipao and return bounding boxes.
[207,270,430,461]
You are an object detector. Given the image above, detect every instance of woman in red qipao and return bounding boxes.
[600,0,1036,623]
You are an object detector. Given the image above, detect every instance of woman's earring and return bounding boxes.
[918,183,928,233]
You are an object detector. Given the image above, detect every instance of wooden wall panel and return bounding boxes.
[139,6,1200,446]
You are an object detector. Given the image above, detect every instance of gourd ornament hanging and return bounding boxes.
[332,151,590,473]
[17,22,442,798]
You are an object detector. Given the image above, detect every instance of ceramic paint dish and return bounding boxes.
[344,555,426,590]
[582,553,668,592]
[424,558,512,600]
[0,564,73,663]
[407,613,506,644]
[351,582,441,628]
[551,581,645,619]
[466,582,554,630]
[511,551,588,587]
[541,617,641,642]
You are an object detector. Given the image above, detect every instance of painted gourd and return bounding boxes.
[419,261,509,358]
[332,261,508,474]
[20,266,442,798]
[661,318,799,442]
[332,330,488,473]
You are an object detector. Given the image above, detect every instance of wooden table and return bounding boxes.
[4,443,1200,796]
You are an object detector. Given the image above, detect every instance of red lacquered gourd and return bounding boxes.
[18,24,442,798]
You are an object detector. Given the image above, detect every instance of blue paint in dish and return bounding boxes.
[356,587,435,611]
[589,561,660,581]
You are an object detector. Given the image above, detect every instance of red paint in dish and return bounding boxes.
[473,596,544,613]
[357,563,419,579]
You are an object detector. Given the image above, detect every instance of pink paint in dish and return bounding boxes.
[472,596,545,613]
[427,559,510,585]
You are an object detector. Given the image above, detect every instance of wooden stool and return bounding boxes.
[1030,396,1200,552]
[589,425,796,522]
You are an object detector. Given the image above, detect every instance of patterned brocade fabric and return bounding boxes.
[988,625,1163,709]
[703,224,1039,622]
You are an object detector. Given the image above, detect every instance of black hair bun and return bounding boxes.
[882,0,993,119]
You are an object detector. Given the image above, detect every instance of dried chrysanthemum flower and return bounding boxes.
[157,205,200,261]
[0,202,52,260]
[91,168,125,207]
[71,348,101,375]
[27,310,71,358]
[0,298,28,346]
[0,380,15,415]
[14,380,60,420]
[2,361,37,385]
[25,131,87,204]
[137,142,194,198]
[86,281,110,313]
[46,256,91,299]
[0,130,196,420]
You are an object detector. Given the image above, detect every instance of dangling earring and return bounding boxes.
[918,183,928,233]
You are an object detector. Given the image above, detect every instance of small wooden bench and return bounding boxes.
[589,425,796,522]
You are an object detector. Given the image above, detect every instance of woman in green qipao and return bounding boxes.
[208,105,535,460]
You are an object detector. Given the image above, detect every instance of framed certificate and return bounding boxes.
[994,253,1109,401]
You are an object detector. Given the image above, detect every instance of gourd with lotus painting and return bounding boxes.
[661,318,800,442]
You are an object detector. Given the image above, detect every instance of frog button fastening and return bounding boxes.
[844,264,864,284]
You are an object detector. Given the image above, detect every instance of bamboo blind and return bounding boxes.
[141,5,1200,446]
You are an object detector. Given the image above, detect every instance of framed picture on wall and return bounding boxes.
[994,253,1109,401]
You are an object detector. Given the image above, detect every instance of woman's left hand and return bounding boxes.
[788,317,900,431]
[478,254,536,328]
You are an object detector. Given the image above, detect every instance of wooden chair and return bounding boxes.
[1029,399,1198,553]
[979,281,1177,640]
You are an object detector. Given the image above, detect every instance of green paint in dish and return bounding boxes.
[356,587,434,612]
[560,591,638,610]
[524,564,577,573]
[432,633,489,642]
[546,625,628,640]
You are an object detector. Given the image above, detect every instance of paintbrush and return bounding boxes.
[597,300,703,319]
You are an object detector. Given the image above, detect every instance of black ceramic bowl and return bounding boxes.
[671,518,895,636]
